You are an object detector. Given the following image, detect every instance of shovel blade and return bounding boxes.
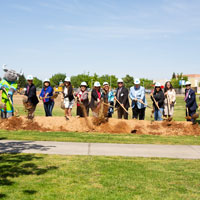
[167,117,173,122]
[185,116,192,120]
[192,113,199,119]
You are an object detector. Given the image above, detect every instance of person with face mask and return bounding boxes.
[39,79,54,117]
[184,81,198,124]
[74,82,89,117]
[23,75,39,119]
[129,78,147,120]
[151,82,165,121]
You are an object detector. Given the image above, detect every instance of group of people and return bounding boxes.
[0,65,198,123]
[23,75,199,123]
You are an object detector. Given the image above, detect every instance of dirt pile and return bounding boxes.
[0,117,49,131]
[0,116,199,136]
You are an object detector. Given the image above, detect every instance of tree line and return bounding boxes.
[16,72,188,89]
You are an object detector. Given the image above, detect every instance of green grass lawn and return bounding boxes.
[0,154,200,200]
[1,130,200,145]
[15,95,200,121]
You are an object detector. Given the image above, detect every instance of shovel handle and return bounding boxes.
[116,98,129,114]
[135,99,153,109]
[2,88,19,117]
[2,88,13,106]
[150,94,161,111]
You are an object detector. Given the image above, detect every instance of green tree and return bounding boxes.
[17,74,26,88]
[171,73,188,88]
[140,78,154,89]
[172,72,176,79]
[71,73,91,88]
[123,75,134,89]
[50,73,66,87]
[33,77,43,88]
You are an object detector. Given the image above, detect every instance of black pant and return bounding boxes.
[77,105,89,117]
[186,108,196,123]
[117,107,128,120]
[132,105,146,120]
[44,101,54,116]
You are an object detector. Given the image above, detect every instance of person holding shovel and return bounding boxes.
[101,82,115,118]
[184,81,198,124]
[39,79,54,117]
[23,75,39,119]
[0,65,21,118]
[115,78,130,120]
[129,78,147,120]
[90,81,101,117]
[163,81,176,119]
[74,82,89,117]
[62,77,74,120]
[151,82,165,121]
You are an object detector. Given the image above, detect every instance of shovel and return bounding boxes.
[192,113,199,120]
[116,98,129,114]
[134,99,153,109]
[185,107,192,120]
[165,95,173,122]
[2,88,19,117]
[150,94,162,112]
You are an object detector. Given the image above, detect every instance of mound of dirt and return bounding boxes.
[0,117,49,131]
[0,116,200,136]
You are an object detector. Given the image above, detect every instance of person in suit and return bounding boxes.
[115,78,130,120]
[24,75,39,119]
[129,78,147,120]
[184,81,198,123]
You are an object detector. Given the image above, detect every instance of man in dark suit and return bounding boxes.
[115,78,130,120]
[184,81,198,123]
[23,75,39,119]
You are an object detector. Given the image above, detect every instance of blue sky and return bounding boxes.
[0,0,200,80]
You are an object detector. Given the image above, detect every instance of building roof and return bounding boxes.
[183,74,200,78]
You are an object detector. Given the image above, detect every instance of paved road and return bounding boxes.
[1,140,200,159]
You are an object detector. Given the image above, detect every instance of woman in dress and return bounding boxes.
[163,81,176,118]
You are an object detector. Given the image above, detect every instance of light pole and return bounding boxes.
[181,77,184,94]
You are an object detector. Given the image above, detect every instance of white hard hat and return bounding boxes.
[134,78,140,85]
[155,82,161,87]
[43,78,50,83]
[64,77,71,82]
[27,75,33,80]
[117,78,124,83]
[94,81,101,87]
[185,81,191,86]
[103,82,109,86]
[80,82,87,87]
